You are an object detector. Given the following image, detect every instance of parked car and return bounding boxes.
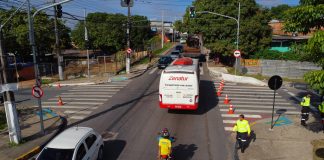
[180,38,186,44]
[36,127,104,160]
[170,50,181,60]
[175,45,184,53]
[158,56,173,69]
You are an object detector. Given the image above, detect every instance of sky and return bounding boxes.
[18,0,300,28]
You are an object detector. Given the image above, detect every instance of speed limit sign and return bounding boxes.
[234,50,241,58]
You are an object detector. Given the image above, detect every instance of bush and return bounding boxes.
[0,111,7,130]
[250,49,300,60]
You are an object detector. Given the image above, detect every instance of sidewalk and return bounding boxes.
[230,114,324,160]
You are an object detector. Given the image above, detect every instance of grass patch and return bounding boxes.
[152,43,172,56]
[41,78,56,84]
[0,111,7,130]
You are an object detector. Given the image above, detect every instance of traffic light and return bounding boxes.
[189,6,196,18]
[56,4,62,18]
[121,0,134,7]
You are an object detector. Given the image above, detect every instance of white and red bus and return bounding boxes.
[159,57,200,110]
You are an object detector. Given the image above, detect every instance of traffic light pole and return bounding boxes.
[53,0,64,81]
[27,0,72,135]
[161,10,164,48]
[196,2,240,75]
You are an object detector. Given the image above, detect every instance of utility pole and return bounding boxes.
[27,0,45,135]
[0,0,27,144]
[53,0,63,80]
[234,2,240,76]
[0,25,21,144]
[126,1,131,74]
[161,10,164,48]
[84,9,90,79]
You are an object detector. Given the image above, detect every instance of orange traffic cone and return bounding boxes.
[217,90,222,96]
[58,96,64,106]
[224,94,230,104]
[57,83,61,89]
[228,104,234,114]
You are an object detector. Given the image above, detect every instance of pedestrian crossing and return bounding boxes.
[213,80,299,132]
[149,66,205,75]
[33,80,131,123]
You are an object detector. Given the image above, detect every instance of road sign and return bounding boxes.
[233,50,241,58]
[268,75,283,90]
[127,48,132,54]
[32,86,44,98]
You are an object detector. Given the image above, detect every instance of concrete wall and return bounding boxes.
[241,59,321,79]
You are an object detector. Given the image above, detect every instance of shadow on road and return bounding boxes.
[172,144,197,160]
[103,139,126,160]
[167,80,219,115]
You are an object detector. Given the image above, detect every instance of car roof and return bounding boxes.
[46,127,93,149]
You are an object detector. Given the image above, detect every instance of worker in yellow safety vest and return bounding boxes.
[233,114,251,153]
[300,94,311,126]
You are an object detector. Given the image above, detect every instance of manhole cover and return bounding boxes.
[315,148,324,158]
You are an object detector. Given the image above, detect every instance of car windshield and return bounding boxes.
[159,57,170,62]
[176,46,183,50]
[37,148,74,160]
[171,52,179,55]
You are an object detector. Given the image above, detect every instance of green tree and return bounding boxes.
[181,0,272,59]
[270,4,291,20]
[0,8,71,61]
[304,70,324,101]
[71,13,152,54]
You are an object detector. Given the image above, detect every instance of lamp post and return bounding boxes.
[196,2,240,75]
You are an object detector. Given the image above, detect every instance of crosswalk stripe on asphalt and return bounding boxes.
[36,106,98,109]
[64,110,92,114]
[43,101,104,105]
[221,114,262,118]
[220,109,300,114]
[56,95,113,98]
[218,105,295,109]
[48,98,107,101]
[70,116,86,120]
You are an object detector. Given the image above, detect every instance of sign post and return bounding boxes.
[233,50,241,76]
[268,75,283,130]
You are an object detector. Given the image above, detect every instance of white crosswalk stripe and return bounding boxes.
[43,80,130,122]
[200,67,204,75]
[43,102,104,105]
[213,77,297,132]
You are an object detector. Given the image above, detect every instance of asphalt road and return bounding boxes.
[77,63,232,160]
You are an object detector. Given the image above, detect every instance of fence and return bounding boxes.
[240,59,322,79]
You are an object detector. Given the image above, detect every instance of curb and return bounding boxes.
[15,116,67,160]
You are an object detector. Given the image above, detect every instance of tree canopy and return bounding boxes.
[270,4,292,20]
[71,13,152,54]
[0,8,71,61]
[176,0,272,57]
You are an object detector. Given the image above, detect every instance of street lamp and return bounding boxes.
[196,3,241,75]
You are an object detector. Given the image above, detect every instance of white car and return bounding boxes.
[36,127,104,160]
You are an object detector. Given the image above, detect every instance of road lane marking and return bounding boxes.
[218,101,291,105]
[72,86,124,89]
[218,105,296,109]
[36,106,98,109]
[222,85,268,89]
[56,95,112,98]
[70,116,85,120]
[221,114,262,118]
[149,67,158,75]
[63,92,117,95]
[217,97,286,101]
[221,91,277,95]
[225,127,234,131]
[218,94,281,98]
[223,120,236,124]
[64,110,92,114]
[48,98,107,101]
[219,88,272,92]
[200,67,204,75]
[43,101,104,105]
[220,109,300,114]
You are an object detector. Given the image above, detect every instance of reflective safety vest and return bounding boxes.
[233,119,251,135]
[300,97,310,107]
[319,102,324,113]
